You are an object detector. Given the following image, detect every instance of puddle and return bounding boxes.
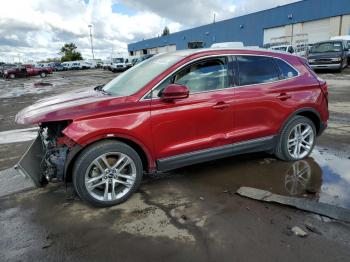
[175,147,350,209]
[0,127,38,144]
[0,78,69,98]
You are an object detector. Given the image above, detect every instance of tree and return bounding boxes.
[40,57,61,63]
[59,43,83,62]
[162,26,170,36]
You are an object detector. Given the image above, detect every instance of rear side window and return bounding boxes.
[274,58,298,79]
[237,56,279,86]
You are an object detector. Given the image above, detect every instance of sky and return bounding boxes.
[0,0,298,62]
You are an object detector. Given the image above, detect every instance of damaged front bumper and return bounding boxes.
[15,127,69,187]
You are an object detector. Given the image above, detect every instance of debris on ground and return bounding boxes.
[305,223,322,235]
[236,187,350,223]
[291,226,308,237]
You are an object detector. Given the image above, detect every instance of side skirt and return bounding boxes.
[156,136,276,172]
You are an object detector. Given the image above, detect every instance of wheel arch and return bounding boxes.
[64,136,154,182]
[280,107,321,135]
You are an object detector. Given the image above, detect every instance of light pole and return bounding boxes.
[88,24,95,60]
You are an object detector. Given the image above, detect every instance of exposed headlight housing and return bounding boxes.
[4,70,8,74]
[308,59,315,63]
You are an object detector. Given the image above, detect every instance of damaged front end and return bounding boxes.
[15,121,73,186]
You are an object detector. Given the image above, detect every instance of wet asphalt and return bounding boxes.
[1,69,350,261]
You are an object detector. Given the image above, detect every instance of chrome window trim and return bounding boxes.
[140,53,301,101]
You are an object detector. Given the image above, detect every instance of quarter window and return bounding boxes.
[237,56,280,86]
[274,58,298,79]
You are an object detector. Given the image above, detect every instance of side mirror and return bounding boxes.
[161,84,189,101]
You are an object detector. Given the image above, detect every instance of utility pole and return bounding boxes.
[213,12,216,23]
[288,14,294,46]
[88,24,95,60]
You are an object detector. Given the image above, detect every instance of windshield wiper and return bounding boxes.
[94,85,111,95]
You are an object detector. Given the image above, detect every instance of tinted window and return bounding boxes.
[237,56,279,86]
[151,58,228,98]
[274,58,298,79]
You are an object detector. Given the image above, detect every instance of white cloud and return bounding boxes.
[0,0,298,62]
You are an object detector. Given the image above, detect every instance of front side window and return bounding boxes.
[151,58,228,98]
[175,58,228,93]
[237,56,279,86]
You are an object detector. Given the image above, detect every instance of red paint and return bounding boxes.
[16,49,329,172]
[4,64,53,78]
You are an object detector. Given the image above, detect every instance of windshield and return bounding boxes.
[310,42,343,53]
[113,58,124,63]
[103,53,183,96]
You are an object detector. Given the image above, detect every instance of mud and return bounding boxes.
[0,68,350,261]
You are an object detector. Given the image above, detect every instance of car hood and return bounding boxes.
[15,87,125,125]
[308,51,342,59]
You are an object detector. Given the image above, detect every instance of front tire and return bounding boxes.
[73,140,143,207]
[275,116,316,161]
[40,71,47,78]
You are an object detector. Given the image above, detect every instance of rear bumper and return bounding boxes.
[310,63,341,70]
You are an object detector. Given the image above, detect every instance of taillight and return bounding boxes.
[318,78,328,102]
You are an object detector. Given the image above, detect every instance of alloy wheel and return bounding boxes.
[287,123,314,159]
[84,152,137,202]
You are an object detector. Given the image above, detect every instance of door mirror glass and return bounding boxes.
[161,84,189,101]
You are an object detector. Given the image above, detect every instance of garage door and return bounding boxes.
[166,45,176,52]
[157,45,176,53]
[302,18,330,43]
[264,26,285,45]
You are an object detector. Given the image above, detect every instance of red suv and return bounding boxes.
[15,48,329,206]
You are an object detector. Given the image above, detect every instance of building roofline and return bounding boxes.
[129,0,303,46]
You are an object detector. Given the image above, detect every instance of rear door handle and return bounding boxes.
[277,93,292,101]
[212,102,229,110]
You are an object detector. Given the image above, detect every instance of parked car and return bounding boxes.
[0,63,17,77]
[102,60,111,70]
[48,62,64,71]
[307,40,349,72]
[131,57,139,66]
[61,62,73,70]
[110,57,129,72]
[70,62,81,70]
[133,54,154,65]
[4,64,52,79]
[15,48,329,207]
[330,35,350,63]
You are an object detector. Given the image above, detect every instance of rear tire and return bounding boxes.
[73,140,143,207]
[275,116,316,161]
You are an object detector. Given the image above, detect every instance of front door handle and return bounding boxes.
[212,102,229,110]
[277,93,292,101]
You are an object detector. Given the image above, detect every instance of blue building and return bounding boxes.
[128,0,350,56]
